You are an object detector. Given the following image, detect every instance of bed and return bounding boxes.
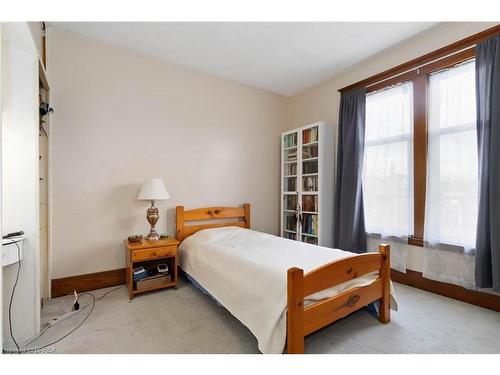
[176,203,393,354]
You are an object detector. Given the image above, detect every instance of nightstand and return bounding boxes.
[125,237,179,300]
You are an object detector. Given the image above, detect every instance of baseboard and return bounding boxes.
[51,268,126,298]
[50,267,500,312]
[391,269,500,312]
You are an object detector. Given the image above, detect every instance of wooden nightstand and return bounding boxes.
[125,237,180,300]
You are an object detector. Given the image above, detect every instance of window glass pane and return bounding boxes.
[363,141,411,235]
[425,60,478,248]
[365,83,413,142]
[363,82,413,237]
[429,61,476,130]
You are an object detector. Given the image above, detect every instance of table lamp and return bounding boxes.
[137,178,170,240]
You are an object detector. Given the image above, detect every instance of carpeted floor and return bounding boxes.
[24,277,500,354]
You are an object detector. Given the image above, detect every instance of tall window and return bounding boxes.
[363,82,413,237]
[362,56,479,250]
[425,61,478,249]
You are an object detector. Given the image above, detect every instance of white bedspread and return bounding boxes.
[178,226,396,354]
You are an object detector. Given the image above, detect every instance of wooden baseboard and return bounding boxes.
[51,268,126,298]
[391,269,500,312]
[50,267,500,312]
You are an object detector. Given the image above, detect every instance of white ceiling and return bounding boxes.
[49,22,438,96]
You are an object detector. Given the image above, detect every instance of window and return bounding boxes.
[362,55,479,249]
[363,82,413,237]
[425,61,478,248]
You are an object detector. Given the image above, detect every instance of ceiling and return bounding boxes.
[49,22,438,96]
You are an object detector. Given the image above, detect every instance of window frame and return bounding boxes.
[365,48,477,247]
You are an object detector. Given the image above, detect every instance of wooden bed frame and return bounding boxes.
[175,203,391,354]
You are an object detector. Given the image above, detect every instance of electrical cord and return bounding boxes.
[5,239,22,354]
[18,285,125,353]
[2,231,124,354]
[22,292,96,352]
[95,284,125,301]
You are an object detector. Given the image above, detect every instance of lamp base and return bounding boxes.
[145,231,160,241]
[145,200,161,241]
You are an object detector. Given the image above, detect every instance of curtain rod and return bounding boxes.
[338,24,500,93]
[365,45,475,90]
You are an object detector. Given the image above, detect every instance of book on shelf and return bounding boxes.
[286,178,296,192]
[303,236,318,245]
[286,149,297,162]
[302,176,318,192]
[302,195,318,212]
[302,127,318,144]
[301,214,318,236]
[285,214,297,231]
[302,160,318,174]
[284,133,298,148]
[312,215,318,235]
[285,195,297,210]
[302,145,318,159]
[286,163,297,176]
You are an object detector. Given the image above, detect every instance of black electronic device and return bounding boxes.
[39,102,54,117]
[157,263,169,274]
[2,231,24,239]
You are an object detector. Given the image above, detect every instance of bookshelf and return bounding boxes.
[280,122,333,247]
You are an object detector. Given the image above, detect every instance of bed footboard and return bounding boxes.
[287,244,391,354]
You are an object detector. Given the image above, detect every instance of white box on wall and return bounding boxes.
[2,237,24,267]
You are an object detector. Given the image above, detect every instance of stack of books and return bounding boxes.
[286,149,297,162]
[303,176,318,192]
[302,161,318,174]
[286,164,297,176]
[302,214,318,236]
[284,133,297,148]
[285,215,297,231]
[285,195,297,211]
[303,127,318,144]
[133,266,148,282]
[302,195,318,212]
[303,236,318,245]
[302,145,318,159]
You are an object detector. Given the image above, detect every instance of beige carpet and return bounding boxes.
[17,277,500,354]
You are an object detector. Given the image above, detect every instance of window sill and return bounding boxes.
[369,234,472,252]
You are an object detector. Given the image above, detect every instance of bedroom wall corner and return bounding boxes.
[47,28,288,279]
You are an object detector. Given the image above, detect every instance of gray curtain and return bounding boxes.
[333,88,367,253]
[475,35,500,292]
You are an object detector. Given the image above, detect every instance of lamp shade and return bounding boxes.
[137,178,170,201]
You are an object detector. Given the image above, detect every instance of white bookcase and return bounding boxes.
[280,121,333,247]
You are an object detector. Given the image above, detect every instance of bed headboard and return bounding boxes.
[176,203,250,242]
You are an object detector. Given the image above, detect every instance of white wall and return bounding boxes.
[47,22,499,281]
[1,22,41,349]
[287,22,499,272]
[47,28,288,279]
[27,22,44,64]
